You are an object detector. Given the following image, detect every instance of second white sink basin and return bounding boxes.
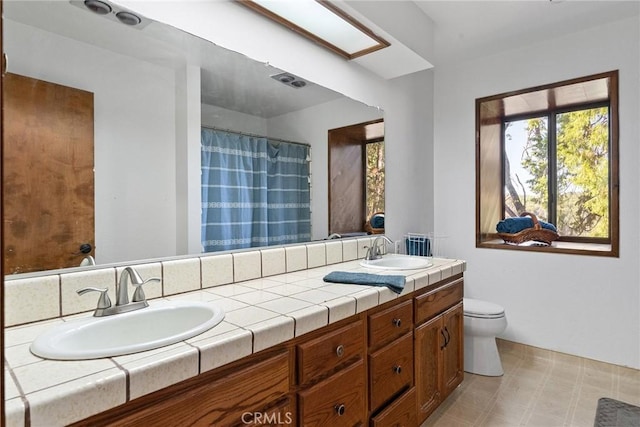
[30,300,225,360]
[360,254,433,270]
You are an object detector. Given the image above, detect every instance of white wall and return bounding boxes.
[267,97,383,241]
[201,104,268,136]
[433,17,640,368]
[175,65,202,256]
[5,20,178,265]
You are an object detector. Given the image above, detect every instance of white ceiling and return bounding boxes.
[412,0,640,66]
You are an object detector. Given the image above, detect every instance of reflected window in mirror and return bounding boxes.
[328,119,385,236]
[366,139,385,226]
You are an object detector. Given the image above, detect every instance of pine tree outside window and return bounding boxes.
[503,104,610,241]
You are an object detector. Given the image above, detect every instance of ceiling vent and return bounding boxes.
[271,73,308,89]
[70,0,151,29]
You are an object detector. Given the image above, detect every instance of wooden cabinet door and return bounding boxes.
[441,303,464,397]
[74,351,291,427]
[414,315,443,424]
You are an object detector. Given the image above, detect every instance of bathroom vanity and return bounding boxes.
[4,239,465,426]
[69,273,464,426]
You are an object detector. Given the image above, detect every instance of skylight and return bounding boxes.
[237,0,390,59]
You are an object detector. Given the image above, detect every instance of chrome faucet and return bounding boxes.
[365,236,394,260]
[77,267,160,317]
[79,255,96,267]
[117,266,144,305]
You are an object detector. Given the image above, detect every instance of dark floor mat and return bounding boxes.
[595,398,640,427]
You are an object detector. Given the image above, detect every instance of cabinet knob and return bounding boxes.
[335,344,345,357]
[392,318,402,328]
[393,365,402,375]
[334,404,346,416]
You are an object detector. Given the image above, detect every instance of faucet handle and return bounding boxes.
[132,277,161,302]
[77,287,112,309]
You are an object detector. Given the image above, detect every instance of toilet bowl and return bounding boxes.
[463,297,507,376]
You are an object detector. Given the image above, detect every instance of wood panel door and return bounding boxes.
[414,315,442,424]
[328,128,365,234]
[3,73,94,274]
[328,119,384,235]
[441,303,464,397]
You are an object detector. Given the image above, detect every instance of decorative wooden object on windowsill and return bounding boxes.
[497,212,560,246]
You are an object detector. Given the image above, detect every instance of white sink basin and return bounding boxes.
[360,254,433,271]
[30,300,225,360]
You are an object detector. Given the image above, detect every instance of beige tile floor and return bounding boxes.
[422,339,640,427]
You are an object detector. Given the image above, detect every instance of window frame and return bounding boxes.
[476,70,619,257]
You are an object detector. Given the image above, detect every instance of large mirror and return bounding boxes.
[2,0,384,276]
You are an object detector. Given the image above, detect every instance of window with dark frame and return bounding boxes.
[476,70,619,256]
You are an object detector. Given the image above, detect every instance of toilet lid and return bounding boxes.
[463,298,505,317]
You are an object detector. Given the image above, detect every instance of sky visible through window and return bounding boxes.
[505,120,534,193]
[504,118,546,220]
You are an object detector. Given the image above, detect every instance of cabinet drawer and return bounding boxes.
[370,387,417,427]
[415,278,463,324]
[369,332,414,412]
[297,320,364,386]
[369,300,413,350]
[298,360,366,427]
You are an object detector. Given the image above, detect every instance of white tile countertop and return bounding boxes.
[4,257,465,427]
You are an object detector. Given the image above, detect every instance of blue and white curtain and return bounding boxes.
[201,129,311,252]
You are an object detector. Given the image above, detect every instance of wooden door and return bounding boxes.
[328,127,365,234]
[441,303,464,397]
[328,119,384,235]
[3,73,94,274]
[414,315,442,424]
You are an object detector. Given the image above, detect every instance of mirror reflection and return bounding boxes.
[2,0,384,275]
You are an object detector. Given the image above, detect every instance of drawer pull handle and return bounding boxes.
[393,365,402,374]
[392,318,402,327]
[336,345,345,357]
[335,404,346,416]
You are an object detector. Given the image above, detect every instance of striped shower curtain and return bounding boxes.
[201,129,311,252]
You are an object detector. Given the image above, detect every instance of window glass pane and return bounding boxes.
[504,117,549,221]
[366,140,385,219]
[556,107,609,238]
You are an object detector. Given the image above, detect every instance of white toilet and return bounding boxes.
[463,297,507,376]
